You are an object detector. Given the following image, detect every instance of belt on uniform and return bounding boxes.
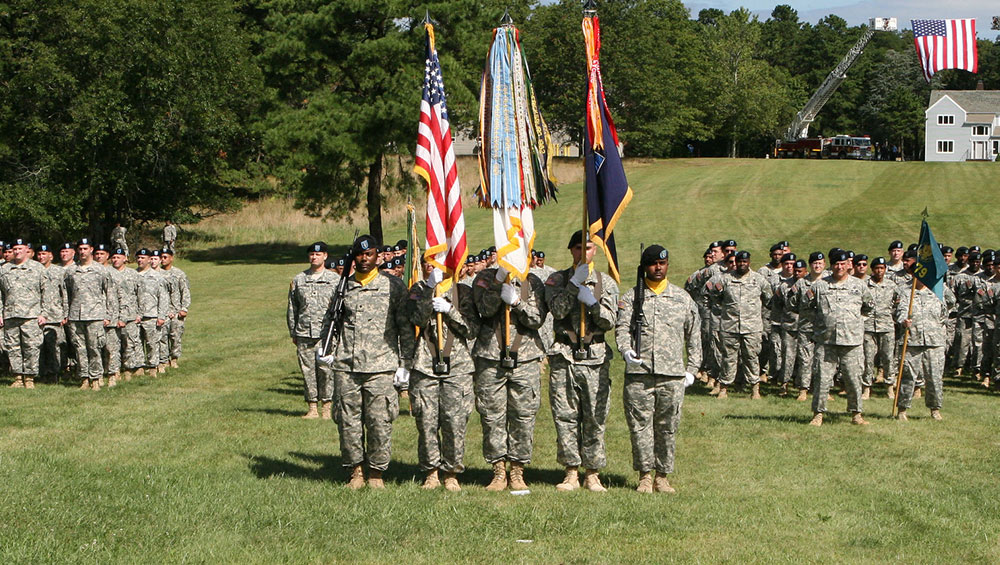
[555,334,605,346]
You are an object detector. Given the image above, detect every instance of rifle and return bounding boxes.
[630,243,645,356]
[318,229,360,361]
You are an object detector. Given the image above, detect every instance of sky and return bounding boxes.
[686,0,998,34]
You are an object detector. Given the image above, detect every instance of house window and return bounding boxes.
[937,115,955,125]
[993,141,999,155]
[937,140,954,153]
[973,125,990,136]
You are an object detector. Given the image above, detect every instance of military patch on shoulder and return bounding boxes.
[618,300,626,309]
[715,282,723,292]
[545,273,563,286]
[806,289,815,299]
[977,288,985,296]
[476,278,490,289]
[409,291,422,300]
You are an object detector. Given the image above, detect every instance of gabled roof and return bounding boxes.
[929,90,1000,113]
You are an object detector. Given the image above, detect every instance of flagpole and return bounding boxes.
[578,0,599,354]
[891,277,917,418]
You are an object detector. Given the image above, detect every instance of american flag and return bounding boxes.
[414,23,467,288]
[912,19,978,82]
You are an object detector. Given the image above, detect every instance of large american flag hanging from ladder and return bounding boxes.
[912,19,978,82]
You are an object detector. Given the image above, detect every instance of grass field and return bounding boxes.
[3,159,1000,564]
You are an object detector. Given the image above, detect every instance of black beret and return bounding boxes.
[77,238,92,247]
[780,253,796,263]
[968,252,981,262]
[537,251,545,258]
[829,250,849,263]
[531,250,537,257]
[794,260,806,269]
[395,240,408,249]
[888,240,903,250]
[392,245,401,252]
[352,235,379,255]
[828,248,843,258]
[568,229,586,249]
[777,240,790,248]
[871,257,887,266]
[941,246,954,254]
[970,245,981,253]
[956,246,969,255]
[37,244,51,252]
[809,252,825,263]
[26,242,33,249]
[903,250,917,260]
[984,249,996,257]
[770,243,783,253]
[466,256,475,264]
[394,257,405,267]
[61,243,73,250]
[488,246,497,253]
[12,237,27,246]
[151,249,162,257]
[336,256,347,267]
[95,243,108,252]
[161,248,174,256]
[308,241,328,254]
[710,241,722,248]
[983,251,996,262]
[725,239,738,247]
[907,243,919,252]
[703,248,714,258]
[640,245,669,267]
[853,254,869,264]
[735,250,750,261]
[136,248,151,256]
[112,248,126,256]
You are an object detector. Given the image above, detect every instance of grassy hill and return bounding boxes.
[2,159,1000,563]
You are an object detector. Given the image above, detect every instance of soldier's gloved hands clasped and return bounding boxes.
[577,285,598,306]
[393,367,410,387]
[495,266,510,282]
[623,349,641,365]
[684,372,695,387]
[316,351,334,365]
[431,296,452,314]
[500,283,520,306]
[569,264,589,287]
[425,267,445,288]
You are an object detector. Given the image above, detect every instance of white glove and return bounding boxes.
[393,367,410,388]
[569,264,589,287]
[577,285,598,306]
[623,349,641,365]
[684,372,695,388]
[316,350,334,365]
[500,283,520,306]
[495,266,509,282]
[432,296,452,314]
[425,267,444,288]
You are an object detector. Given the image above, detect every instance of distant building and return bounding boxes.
[925,88,1000,162]
[452,131,580,157]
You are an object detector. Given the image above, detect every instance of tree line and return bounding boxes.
[2,1,998,241]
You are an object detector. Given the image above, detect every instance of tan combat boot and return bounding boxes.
[653,472,676,494]
[716,387,728,399]
[706,377,716,389]
[98,377,106,388]
[347,465,365,490]
[697,371,708,383]
[442,472,461,492]
[760,373,769,384]
[91,378,101,391]
[134,367,145,378]
[79,379,91,390]
[708,381,721,396]
[796,388,808,402]
[157,363,167,374]
[886,386,895,400]
[930,409,943,421]
[636,471,653,494]
[24,376,35,389]
[851,413,869,426]
[555,467,579,492]
[301,402,319,419]
[809,412,823,427]
[913,387,922,399]
[485,461,507,492]
[10,375,25,388]
[122,369,133,382]
[422,469,440,489]
[320,401,332,420]
[751,383,761,399]
[108,372,119,388]
[367,469,385,489]
[896,410,908,422]
[582,469,606,493]
[983,377,992,388]
[861,386,870,400]
[170,358,179,369]
[508,462,528,491]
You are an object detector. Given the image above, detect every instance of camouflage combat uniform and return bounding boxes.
[328,271,412,473]
[758,263,781,378]
[65,262,116,382]
[705,269,770,388]
[471,268,547,465]
[112,266,144,371]
[530,264,556,354]
[137,268,169,369]
[615,280,701,475]
[895,287,947,411]
[287,267,340,403]
[102,264,123,376]
[864,276,898,387]
[789,274,823,391]
[803,275,874,414]
[155,268,175,365]
[685,264,717,378]
[769,274,797,385]
[544,266,618,471]
[163,265,191,362]
[39,263,68,377]
[110,226,128,258]
[972,272,995,377]
[0,260,46,376]
[949,270,979,373]
[403,280,478,474]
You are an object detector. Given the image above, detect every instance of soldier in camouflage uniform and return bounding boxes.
[685,246,717,385]
[161,249,190,368]
[325,235,412,490]
[65,239,116,390]
[110,248,144,381]
[529,250,556,355]
[862,257,897,399]
[1,239,47,389]
[287,242,339,419]
[162,220,177,252]
[780,259,807,389]
[94,244,123,386]
[758,243,784,382]
[971,252,996,384]
[949,254,980,377]
[471,257,547,493]
[615,245,700,494]
[151,250,173,373]
[802,250,875,426]
[403,259,478,492]
[35,244,69,381]
[705,250,770,399]
[788,252,827,401]
[543,231,619,492]
[895,277,948,421]
[110,223,128,259]
[768,253,798,395]
[135,249,169,374]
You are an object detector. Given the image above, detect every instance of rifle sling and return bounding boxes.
[495,279,531,355]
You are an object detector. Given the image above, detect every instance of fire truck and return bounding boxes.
[774,17,896,159]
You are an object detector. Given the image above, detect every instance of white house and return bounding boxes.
[925,88,1000,162]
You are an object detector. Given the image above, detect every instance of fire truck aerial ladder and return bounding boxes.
[784,17,897,142]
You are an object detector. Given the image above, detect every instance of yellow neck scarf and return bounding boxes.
[644,277,668,295]
[354,268,379,286]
